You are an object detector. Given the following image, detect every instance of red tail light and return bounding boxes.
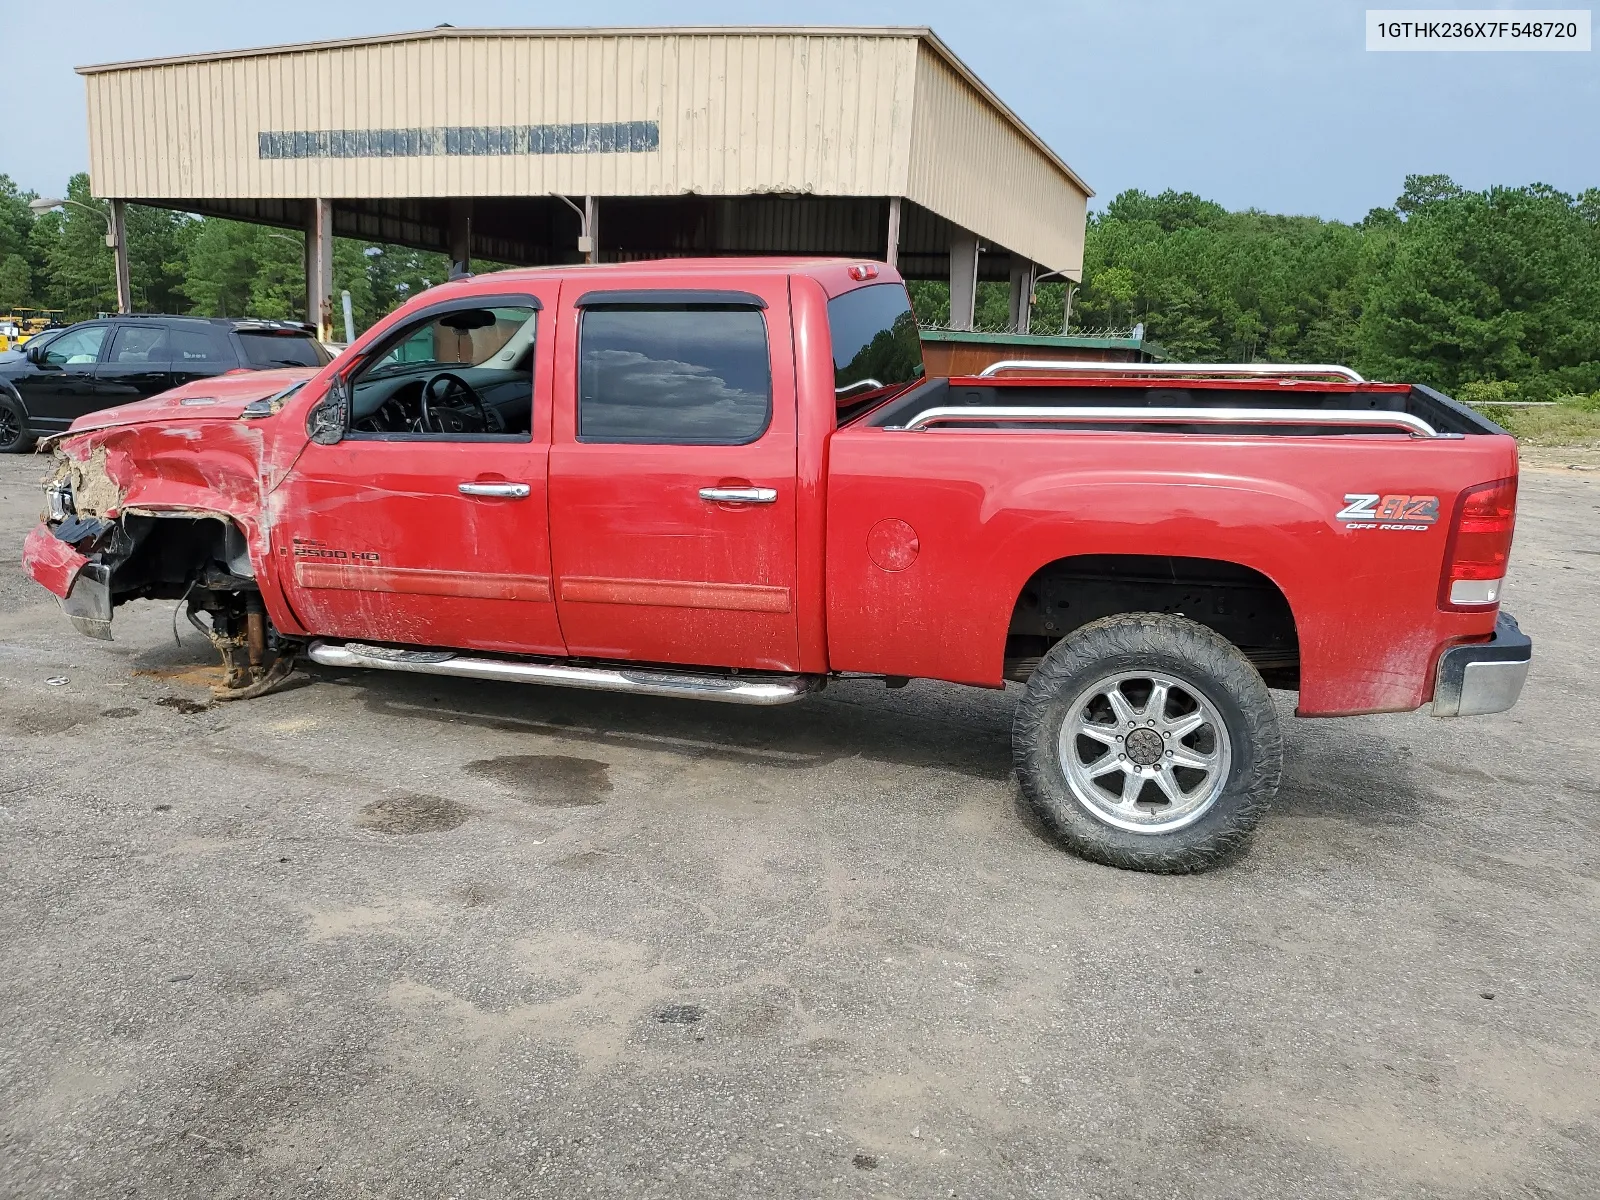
[1440,476,1517,609]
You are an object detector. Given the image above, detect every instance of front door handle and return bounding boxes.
[699,486,777,504]
[459,481,531,498]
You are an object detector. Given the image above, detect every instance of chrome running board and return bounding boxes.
[306,640,812,706]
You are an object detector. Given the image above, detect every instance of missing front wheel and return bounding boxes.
[185,588,303,700]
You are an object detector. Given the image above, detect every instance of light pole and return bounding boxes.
[30,195,131,314]
[1030,267,1079,335]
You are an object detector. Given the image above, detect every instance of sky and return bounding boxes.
[7,0,1596,221]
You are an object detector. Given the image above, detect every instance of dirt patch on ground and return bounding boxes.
[464,754,612,806]
[6,708,91,736]
[1519,445,1600,474]
[355,794,472,835]
[134,665,229,689]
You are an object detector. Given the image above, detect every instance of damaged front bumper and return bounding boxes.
[23,520,119,640]
[1432,611,1532,717]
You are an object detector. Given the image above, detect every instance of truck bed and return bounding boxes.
[825,374,1518,715]
[860,377,1503,438]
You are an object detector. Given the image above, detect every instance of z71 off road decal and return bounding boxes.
[1336,493,1440,531]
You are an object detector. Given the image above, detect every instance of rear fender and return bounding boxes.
[988,470,1321,641]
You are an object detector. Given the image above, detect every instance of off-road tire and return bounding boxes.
[0,393,33,454]
[1012,613,1282,873]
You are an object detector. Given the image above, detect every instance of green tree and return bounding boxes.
[0,175,36,303]
[1359,177,1600,396]
[248,229,309,320]
[0,254,30,307]
[180,217,251,316]
[125,204,188,312]
[43,174,116,318]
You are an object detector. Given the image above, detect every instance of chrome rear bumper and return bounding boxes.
[1432,612,1531,718]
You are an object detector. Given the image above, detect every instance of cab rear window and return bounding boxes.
[237,332,328,368]
[826,283,924,409]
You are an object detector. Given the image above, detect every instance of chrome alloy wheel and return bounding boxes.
[1056,670,1233,834]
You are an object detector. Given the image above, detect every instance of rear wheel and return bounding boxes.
[1012,613,1282,873]
[0,394,33,453]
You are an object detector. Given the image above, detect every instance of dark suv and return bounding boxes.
[0,314,332,452]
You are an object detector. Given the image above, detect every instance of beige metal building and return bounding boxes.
[78,26,1090,337]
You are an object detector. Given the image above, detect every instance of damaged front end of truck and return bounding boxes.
[22,394,305,700]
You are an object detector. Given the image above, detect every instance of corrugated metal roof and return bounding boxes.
[77,26,1090,276]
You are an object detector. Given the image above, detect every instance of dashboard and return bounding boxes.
[350,363,533,435]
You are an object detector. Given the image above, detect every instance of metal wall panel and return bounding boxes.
[83,31,922,203]
[904,44,1087,276]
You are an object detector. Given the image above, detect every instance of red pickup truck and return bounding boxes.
[22,258,1530,873]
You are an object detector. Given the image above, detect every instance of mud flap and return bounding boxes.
[62,563,114,641]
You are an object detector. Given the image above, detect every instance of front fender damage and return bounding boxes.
[28,421,303,697]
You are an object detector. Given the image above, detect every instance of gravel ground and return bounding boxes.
[0,450,1595,1199]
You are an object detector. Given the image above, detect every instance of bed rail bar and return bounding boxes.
[884,406,1440,437]
[975,360,1366,383]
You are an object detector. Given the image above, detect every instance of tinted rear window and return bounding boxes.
[237,332,327,368]
[170,327,230,363]
[578,306,771,445]
[826,283,924,405]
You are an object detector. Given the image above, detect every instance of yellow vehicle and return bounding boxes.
[0,309,66,353]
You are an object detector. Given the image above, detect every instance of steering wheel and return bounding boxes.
[418,372,490,433]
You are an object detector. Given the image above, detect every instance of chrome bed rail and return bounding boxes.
[976,360,1367,383]
[884,406,1441,437]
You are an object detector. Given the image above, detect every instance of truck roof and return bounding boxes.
[454,256,901,299]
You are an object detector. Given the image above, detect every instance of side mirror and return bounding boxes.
[26,342,46,364]
[306,377,348,445]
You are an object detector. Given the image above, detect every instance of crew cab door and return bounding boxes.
[96,323,173,406]
[22,322,112,424]
[547,280,800,672]
[275,288,565,657]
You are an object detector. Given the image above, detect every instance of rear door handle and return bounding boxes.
[458,482,531,498]
[699,486,777,504]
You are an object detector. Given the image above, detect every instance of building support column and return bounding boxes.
[448,198,473,275]
[1008,255,1033,334]
[885,196,901,270]
[948,229,979,331]
[109,200,132,314]
[305,198,334,341]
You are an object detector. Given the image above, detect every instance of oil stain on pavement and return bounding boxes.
[464,754,612,806]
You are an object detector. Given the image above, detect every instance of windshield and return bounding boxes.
[369,307,539,375]
[826,283,924,411]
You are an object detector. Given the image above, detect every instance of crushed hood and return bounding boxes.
[57,367,318,439]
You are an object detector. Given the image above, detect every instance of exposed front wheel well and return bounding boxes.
[107,513,255,604]
[102,513,293,693]
[1005,554,1300,689]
